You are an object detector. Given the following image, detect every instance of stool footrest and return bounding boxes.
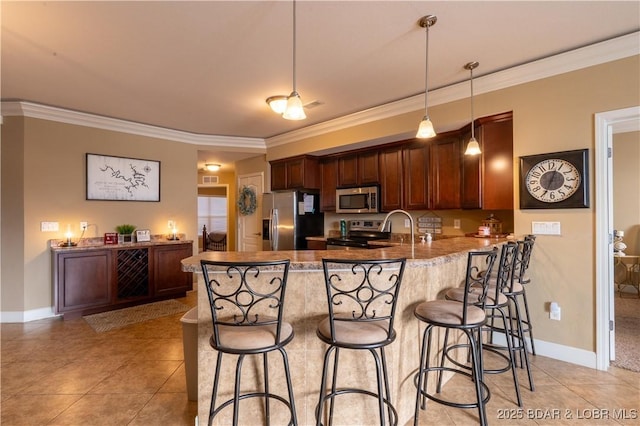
[414,367,491,409]
[315,388,398,426]
[210,392,296,425]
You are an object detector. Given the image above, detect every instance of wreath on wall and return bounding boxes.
[238,186,257,216]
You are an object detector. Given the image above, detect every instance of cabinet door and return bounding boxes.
[480,118,514,210]
[55,250,111,313]
[271,161,287,191]
[320,158,337,212]
[403,142,430,210]
[430,136,461,209]
[286,157,306,189]
[358,151,379,184]
[153,244,193,296]
[379,148,403,211]
[337,155,358,187]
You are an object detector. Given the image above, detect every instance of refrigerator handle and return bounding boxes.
[271,209,278,251]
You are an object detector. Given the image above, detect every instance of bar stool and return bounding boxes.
[316,258,406,426]
[413,248,498,426]
[513,234,537,356]
[443,242,524,407]
[200,259,297,426]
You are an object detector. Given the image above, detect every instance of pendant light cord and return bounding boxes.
[470,65,475,139]
[292,0,297,93]
[424,22,429,113]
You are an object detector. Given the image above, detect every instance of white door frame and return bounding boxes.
[595,106,640,370]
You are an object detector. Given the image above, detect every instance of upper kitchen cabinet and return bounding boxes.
[402,141,430,210]
[379,147,403,211]
[461,112,514,210]
[320,157,338,212]
[430,133,462,210]
[270,155,320,191]
[337,151,379,187]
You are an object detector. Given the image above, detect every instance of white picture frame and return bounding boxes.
[136,229,151,242]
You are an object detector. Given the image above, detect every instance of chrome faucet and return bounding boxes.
[380,209,414,247]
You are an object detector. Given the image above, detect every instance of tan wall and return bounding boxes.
[613,131,640,255]
[267,56,640,352]
[1,117,198,314]
[2,55,639,354]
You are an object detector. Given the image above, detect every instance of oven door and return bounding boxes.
[326,238,369,250]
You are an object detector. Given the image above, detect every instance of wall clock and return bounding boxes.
[519,149,589,209]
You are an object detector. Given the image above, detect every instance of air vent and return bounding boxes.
[202,176,219,185]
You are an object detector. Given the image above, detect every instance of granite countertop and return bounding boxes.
[51,236,193,252]
[182,236,507,272]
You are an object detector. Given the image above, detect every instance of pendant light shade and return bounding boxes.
[416,15,437,139]
[464,61,481,155]
[283,91,306,120]
[266,96,288,114]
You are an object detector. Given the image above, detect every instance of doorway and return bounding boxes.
[595,106,640,370]
[197,185,229,252]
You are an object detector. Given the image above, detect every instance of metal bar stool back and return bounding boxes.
[316,257,406,426]
[414,248,498,426]
[201,259,297,426]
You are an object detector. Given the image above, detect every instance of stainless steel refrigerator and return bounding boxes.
[262,190,324,251]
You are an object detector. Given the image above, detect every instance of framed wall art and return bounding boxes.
[86,153,161,201]
[519,149,589,209]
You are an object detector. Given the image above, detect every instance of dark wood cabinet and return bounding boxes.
[320,158,338,212]
[55,250,112,314]
[307,240,327,250]
[270,155,320,190]
[461,112,514,210]
[402,141,430,210]
[153,244,193,296]
[379,147,403,211]
[430,134,462,209]
[53,242,193,319]
[337,151,379,187]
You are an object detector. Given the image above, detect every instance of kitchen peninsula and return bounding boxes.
[181,236,507,425]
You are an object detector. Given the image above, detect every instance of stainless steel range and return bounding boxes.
[326,220,391,250]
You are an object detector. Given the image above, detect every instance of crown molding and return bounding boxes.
[266,31,640,147]
[0,101,266,150]
[2,32,637,149]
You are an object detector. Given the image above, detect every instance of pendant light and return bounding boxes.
[416,15,437,139]
[464,61,481,155]
[282,0,306,120]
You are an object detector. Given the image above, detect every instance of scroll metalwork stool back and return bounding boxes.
[200,259,297,426]
[316,257,406,426]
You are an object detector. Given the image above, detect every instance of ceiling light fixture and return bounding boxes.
[282,0,306,120]
[205,163,221,172]
[416,15,437,139]
[464,61,482,155]
[266,95,288,114]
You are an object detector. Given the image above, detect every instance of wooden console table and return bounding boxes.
[52,240,193,319]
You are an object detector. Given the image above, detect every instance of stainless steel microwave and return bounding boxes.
[336,186,379,214]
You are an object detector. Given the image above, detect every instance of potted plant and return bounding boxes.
[115,224,136,243]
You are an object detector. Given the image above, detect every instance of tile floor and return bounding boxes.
[2,290,639,425]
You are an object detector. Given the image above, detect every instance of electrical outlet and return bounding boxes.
[550,302,561,320]
[404,219,410,228]
[168,220,175,229]
[80,222,88,231]
[454,219,461,229]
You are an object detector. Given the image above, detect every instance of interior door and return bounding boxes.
[237,172,264,251]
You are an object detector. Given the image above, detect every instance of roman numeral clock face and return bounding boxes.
[525,159,580,202]
[519,149,589,209]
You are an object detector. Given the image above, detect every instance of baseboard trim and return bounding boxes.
[1,307,59,323]
[492,333,597,369]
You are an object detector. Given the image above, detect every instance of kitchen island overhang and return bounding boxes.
[181,236,507,425]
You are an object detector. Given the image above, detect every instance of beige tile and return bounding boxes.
[89,360,182,394]
[129,392,197,426]
[48,394,152,426]
[0,394,82,425]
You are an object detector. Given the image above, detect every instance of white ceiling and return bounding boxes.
[2,1,639,170]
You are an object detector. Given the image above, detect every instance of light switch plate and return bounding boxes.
[41,221,59,232]
[532,221,561,235]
